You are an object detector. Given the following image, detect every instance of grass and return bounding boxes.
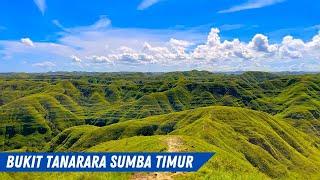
[46,106,320,179]
[1,71,320,179]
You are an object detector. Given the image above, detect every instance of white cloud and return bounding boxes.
[219,0,285,13]
[138,0,162,10]
[279,36,304,59]
[249,34,276,53]
[81,16,111,30]
[32,61,56,67]
[86,55,111,64]
[21,38,34,47]
[71,55,82,62]
[169,38,192,47]
[33,0,46,15]
[54,16,111,33]
[2,16,320,72]
[80,28,319,70]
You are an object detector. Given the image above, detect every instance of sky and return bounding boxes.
[0,0,319,72]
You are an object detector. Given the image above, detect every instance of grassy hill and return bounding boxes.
[0,135,267,180]
[1,71,320,179]
[48,106,320,179]
[0,93,85,150]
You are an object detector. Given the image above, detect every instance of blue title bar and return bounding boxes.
[0,152,214,172]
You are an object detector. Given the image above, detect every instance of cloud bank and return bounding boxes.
[1,17,320,72]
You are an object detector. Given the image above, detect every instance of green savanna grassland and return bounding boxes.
[0,71,320,179]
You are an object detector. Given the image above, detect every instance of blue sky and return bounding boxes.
[0,0,319,72]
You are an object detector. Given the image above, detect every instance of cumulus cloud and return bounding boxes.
[2,16,320,72]
[78,28,320,71]
[248,34,278,54]
[21,38,34,47]
[279,36,304,59]
[71,55,82,62]
[169,38,193,47]
[219,0,285,13]
[192,28,254,61]
[33,0,46,15]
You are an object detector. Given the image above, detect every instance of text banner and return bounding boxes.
[0,152,214,172]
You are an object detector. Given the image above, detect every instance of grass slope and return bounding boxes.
[0,93,84,150]
[48,106,320,179]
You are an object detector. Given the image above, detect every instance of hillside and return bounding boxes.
[48,106,320,179]
[1,71,320,179]
[0,135,267,180]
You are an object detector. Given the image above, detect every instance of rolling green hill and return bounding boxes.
[1,71,320,179]
[0,93,85,150]
[48,106,320,179]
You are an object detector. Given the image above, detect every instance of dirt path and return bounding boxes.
[130,172,173,180]
[167,137,183,152]
[130,137,183,180]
